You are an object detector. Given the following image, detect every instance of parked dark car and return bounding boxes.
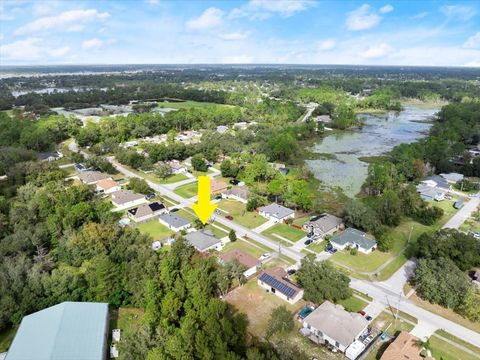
[358,310,366,316]
[215,194,222,200]
[366,315,373,321]
[230,178,240,185]
[287,269,297,275]
[304,239,313,246]
[146,193,156,200]
[225,215,234,220]
[170,208,179,212]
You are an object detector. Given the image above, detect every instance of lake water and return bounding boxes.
[305,106,439,197]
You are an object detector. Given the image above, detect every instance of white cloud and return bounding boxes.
[145,0,159,4]
[248,0,314,17]
[464,32,480,49]
[82,38,104,50]
[346,4,381,31]
[222,55,253,64]
[441,5,476,21]
[219,32,250,41]
[359,43,393,59]
[0,37,69,61]
[380,4,394,14]
[410,11,429,20]
[186,7,224,30]
[464,60,480,67]
[318,39,336,51]
[15,9,110,35]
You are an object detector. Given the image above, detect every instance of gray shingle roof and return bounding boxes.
[111,190,145,205]
[330,228,377,251]
[305,214,343,234]
[159,213,190,229]
[259,203,294,219]
[186,230,221,251]
[78,171,111,184]
[6,302,108,360]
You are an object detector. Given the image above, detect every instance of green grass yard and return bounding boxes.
[337,296,368,312]
[136,220,173,240]
[262,223,306,243]
[307,240,326,253]
[174,182,198,198]
[217,199,267,229]
[222,239,265,258]
[157,100,234,109]
[429,336,479,360]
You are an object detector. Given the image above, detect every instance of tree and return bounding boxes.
[220,159,239,178]
[413,257,470,309]
[246,196,259,212]
[377,190,402,226]
[229,229,237,242]
[268,133,298,162]
[127,177,153,195]
[191,153,208,172]
[154,162,172,179]
[458,287,480,322]
[344,199,379,233]
[266,306,294,339]
[364,161,399,196]
[296,255,351,304]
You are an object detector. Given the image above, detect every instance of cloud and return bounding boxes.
[219,32,250,41]
[410,11,429,20]
[145,0,159,4]
[0,37,69,61]
[15,9,110,35]
[248,0,315,17]
[222,55,253,64]
[441,5,476,21]
[380,5,394,14]
[464,32,480,49]
[318,39,336,51]
[359,43,393,59]
[464,60,480,67]
[186,7,224,30]
[346,4,382,31]
[82,38,104,50]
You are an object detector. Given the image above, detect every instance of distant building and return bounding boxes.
[419,175,451,191]
[330,228,377,254]
[440,172,464,184]
[166,160,187,174]
[257,267,303,304]
[38,150,63,162]
[158,213,191,232]
[211,179,229,194]
[218,249,259,278]
[301,301,369,354]
[5,302,108,360]
[78,171,112,185]
[233,122,248,130]
[186,230,222,252]
[127,202,166,223]
[110,190,147,209]
[380,331,433,360]
[304,214,344,237]
[216,125,229,133]
[221,186,250,203]
[416,185,446,201]
[95,179,121,194]
[258,203,295,223]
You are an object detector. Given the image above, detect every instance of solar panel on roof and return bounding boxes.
[260,273,297,298]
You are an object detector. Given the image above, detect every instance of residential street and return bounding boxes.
[442,194,480,229]
[109,157,480,348]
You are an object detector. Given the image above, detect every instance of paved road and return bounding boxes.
[443,195,480,229]
[379,259,417,294]
[109,157,480,347]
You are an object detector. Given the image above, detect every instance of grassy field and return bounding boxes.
[434,330,480,356]
[262,223,306,242]
[109,307,144,342]
[0,326,16,352]
[176,208,197,222]
[306,240,326,253]
[159,173,189,184]
[174,182,198,198]
[371,311,415,334]
[222,239,265,258]
[136,220,173,240]
[429,335,479,360]
[157,100,233,109]
[217,199,267,229]
[337,296,368,312]
[205,222,229,239]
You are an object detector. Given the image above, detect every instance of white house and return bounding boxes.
[301,301,369,353]
[95,179,121,194]
[258,203,295,223]
[185,230,222,252]
[221,186,250,204]
[110,190,147,210]
[257,267,303,304]
[330,228,377,254]
[158,213,191,232]
[166,160,187,175]
[218,249,259,278]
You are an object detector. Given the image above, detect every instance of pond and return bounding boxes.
[305,106,439,197]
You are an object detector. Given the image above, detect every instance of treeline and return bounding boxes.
[411,229,480,322]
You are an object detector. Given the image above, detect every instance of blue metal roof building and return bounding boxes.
[6,302,109,360]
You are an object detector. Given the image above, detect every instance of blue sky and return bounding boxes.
[0,0,479,66]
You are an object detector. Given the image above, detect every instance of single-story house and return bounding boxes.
[74,163,90,173]
[440,172,464,184]
[183,157,192,167]
[166,160,187,174]
[416,185,446,201]
[186,230,223,252]
[127,202,166,223]
[38,150,63,162]
[258,203,295,223]
[233,122,248,130]
[216,125,229,133]
[301,301,369,353]
[5,302,109,360]
[304,214,344,237]
[257,267,303,304]
[158,213,191,232]
[78,171,113,185]
[330,228,377,254]
[221,186,250,203]
[218,249,259,278]
[211,179,229,194]
[420,175,451,191]
[380,331,434,360]
[110,190,147,209]
[95,179,121,194]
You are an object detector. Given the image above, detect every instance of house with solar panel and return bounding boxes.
[5,301,109,360]
[127,202,167,223]
[257,267,304,304]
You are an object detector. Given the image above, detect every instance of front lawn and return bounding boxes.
[337,296,368,313]
[222,239,265,258]
[109,307,144,342]
[429,335,479,360]
[174,182,198,198]
[136,221,173,240]
[159,173,189,184]
[307,240,326,253]
[217,199,267,229]
[262,223,306,243]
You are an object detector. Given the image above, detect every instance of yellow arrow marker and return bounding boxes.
[192,176,218,224]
